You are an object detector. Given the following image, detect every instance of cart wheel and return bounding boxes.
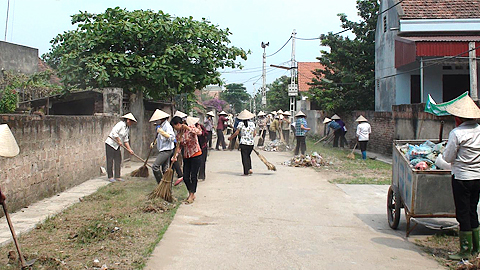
[387,185,401,229]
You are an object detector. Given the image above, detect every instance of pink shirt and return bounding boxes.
[178,126,202,159]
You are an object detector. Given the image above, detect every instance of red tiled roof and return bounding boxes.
[297,62,324,92]
[400,0,480,20]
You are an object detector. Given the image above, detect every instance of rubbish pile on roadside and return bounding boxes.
[262,140,289,152]
[397,140,451,171]
[283,152,330,167]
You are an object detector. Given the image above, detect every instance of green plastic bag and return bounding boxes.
[424,91,468,116]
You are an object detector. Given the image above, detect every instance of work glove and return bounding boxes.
[157,127,170,139]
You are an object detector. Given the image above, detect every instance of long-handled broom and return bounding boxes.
[148,135,182,202]
[347,142,358,160]
[131,134,157,177]
[108,136,152,168]
[253,149,276,171]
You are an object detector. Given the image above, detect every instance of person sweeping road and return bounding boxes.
[441,95,480,260]
[149,109,175,184]
[171,116,203,204]
[105,113,137,182]
[257,111,267,147]
[281,111,291,143]
[229,110,256,176]
[215,111,228,151]
[294,111,310,156]
[355,115,371,160]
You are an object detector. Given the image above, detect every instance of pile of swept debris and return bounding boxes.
[261,140,290,152]
[283,152,331,167]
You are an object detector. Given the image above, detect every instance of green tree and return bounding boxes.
[266,75,291,112]
[309,0,378,113]
[221,83,250,113]
[42,7,249,101]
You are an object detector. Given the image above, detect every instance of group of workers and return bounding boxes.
[105,110,208,204]
[102,94,480,261]
[2,90,480,261]
[323,114,372,160]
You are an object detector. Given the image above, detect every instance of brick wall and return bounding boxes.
[0,114,117,212]
[342,111,395,155]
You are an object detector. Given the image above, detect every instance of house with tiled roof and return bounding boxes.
[375,0,480,111]
[296,62,325,110]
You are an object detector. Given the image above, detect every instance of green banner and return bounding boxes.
[424,91,468,116]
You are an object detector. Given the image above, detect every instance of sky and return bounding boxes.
[0,0,360,95]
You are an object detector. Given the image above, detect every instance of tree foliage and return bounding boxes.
[42,7,249,100]
[309,0,378,113]
[266,75,291,112]
[220,83,250,113]
[203,98,228,112]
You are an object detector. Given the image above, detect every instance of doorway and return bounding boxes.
[443,75,470,102]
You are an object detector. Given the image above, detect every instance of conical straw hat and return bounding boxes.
[238,109,255,120]
[323,117,332,124]
[271,111,277,115]
[331,114,341,120]
[277,109,283,114]
[356,115,368,122]
[186,116,200,126]
[282,111,291,116]
[0,124,20,157]
[149,109,170,122]
[207,111,215,117]
[174,111,187,118]
[218,111,228,116]
[445,94,480,119]
[122,113,137,122]
[295,111,306,117]
[257,111,266,117]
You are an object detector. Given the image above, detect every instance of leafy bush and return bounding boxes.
[0,87,18,113]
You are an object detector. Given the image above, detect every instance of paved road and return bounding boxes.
[145,150,444,270]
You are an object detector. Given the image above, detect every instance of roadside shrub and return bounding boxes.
[0,87,18,113]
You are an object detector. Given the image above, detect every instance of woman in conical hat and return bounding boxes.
[442,95,480,260]
[105,113,137,182]
[150,109,176,185]
[294,111,310,155]
[355,115,371,160]
[229,110,256,175]
[257,111,267,147]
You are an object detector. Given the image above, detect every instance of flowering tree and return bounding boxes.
[203,98,227,112]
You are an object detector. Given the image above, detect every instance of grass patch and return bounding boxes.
[306,137,391,185]
[0,175,187,270]
[414,231,466,270]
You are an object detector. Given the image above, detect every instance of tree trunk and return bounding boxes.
[129,89,147,158]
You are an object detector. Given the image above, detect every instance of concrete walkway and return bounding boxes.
[0,164,138,246]
[145,150,443,270]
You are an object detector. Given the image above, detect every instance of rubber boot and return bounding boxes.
[361,151,367,160]
[472,227,480,254]
[153,169,163,184]
[449,231,473,260]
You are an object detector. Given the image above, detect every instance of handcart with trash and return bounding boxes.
[388,139,456,236]
[387,92,468,236]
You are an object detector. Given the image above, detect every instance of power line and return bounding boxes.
[379,0,405,16]
[266,36,292,58]
[296,28,351,41]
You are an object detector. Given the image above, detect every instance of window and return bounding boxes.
[383,16,387,33]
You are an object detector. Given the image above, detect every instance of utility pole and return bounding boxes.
[288,29,298,121]
[253,84,257,114]
[261,41,269,110]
